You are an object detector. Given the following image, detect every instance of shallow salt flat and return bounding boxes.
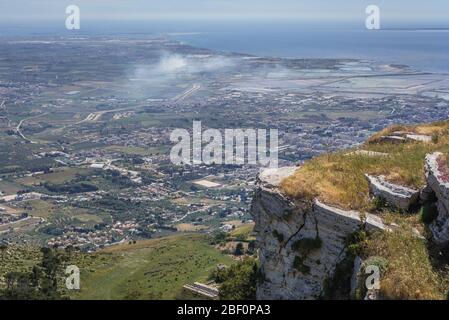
[422,91,449,101]
[318,74,449,95]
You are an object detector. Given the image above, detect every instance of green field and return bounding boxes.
[71,234,234,300]
[103,145,170,156]
[16,168,93,187]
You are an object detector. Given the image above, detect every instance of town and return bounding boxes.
[0,36,448,252]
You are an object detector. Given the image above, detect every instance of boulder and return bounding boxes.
[365,174,420,211]
[378,136,407,144]
[425,152,449,244]
[374,132,432,144]
[405,134,432,143]
[346,150,389,157]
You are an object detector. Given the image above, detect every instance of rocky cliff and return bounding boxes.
[251,167,387,299]
[426,152,449,244]
[250,124,449,300]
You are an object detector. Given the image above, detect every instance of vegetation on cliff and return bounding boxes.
[280,120,449,300]
[213,258,258,300]
[363,226,448,300]
[281,120,449,211]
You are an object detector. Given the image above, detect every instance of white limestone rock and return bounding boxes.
[258,166,297,188]
[350,256,363,299]
[425,152,449,245]
[405,134,432,143]
[347,150,389,157]
[365,174,420,211]
[251,167,388,300]
[378,135,407,144]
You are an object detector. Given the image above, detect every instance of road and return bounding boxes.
[172,83,201,102]
[16,113,47,143]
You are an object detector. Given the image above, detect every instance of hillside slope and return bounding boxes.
[69,234,234,300]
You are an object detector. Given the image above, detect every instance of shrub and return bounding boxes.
[432,133,439,144]
[372,197,387,211]
[234,243,244,256]
[209,231,227,245]
[282,209,294,221]
[218,258,258,300]
[272,230,284,243]
[293,256,310,275]
[291,237,322,256]
[363,256,388,273]
[421,202,439,224]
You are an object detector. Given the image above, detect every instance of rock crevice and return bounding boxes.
[425,152,449,244]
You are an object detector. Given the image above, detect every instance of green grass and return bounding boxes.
[18,199,55,218]
[281,120,449,210]
[229,223,255,241]
[0,180,23,195]
[17,168,93,186]
[363,227,447,300]
[71,234,234,300]
[0,244,42,279]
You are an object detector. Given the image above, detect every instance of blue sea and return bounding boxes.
[172,28,449,74]
[1,21,449,73]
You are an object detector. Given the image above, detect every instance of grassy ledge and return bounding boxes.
[281,120,449,299]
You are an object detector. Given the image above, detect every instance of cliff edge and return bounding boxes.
[251,121,449,300]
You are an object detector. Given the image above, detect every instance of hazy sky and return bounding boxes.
[0,0,448,25]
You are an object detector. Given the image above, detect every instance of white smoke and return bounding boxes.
[132,53,236,80]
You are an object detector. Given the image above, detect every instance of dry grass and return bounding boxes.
[281,120,449,300]
[437,152,449,180]
[363,227,447,300]
[367,121,449,142]
[175,223,208,232]
[281,120,449,210]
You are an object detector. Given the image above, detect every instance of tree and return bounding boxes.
[218,258,258,300]
[0,247,68,300]
[247,240,256,255]
[234,242,244,256]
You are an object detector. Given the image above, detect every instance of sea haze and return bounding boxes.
[169,23,449,74]
[1,21,448,73]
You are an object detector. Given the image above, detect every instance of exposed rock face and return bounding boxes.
[350,256,363,299]
[377,135,407,144]
[425,152,449,244]
[346,150,389,157]
[251,167,387,300]
[365,174,420,211]
[392,131,432,143]
[406,134,432,143]
[373,132,431,144]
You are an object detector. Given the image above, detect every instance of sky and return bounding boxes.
[0,0,448,26]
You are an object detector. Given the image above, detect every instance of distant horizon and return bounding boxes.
[1,20,449,35]
[0,0,448,28]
